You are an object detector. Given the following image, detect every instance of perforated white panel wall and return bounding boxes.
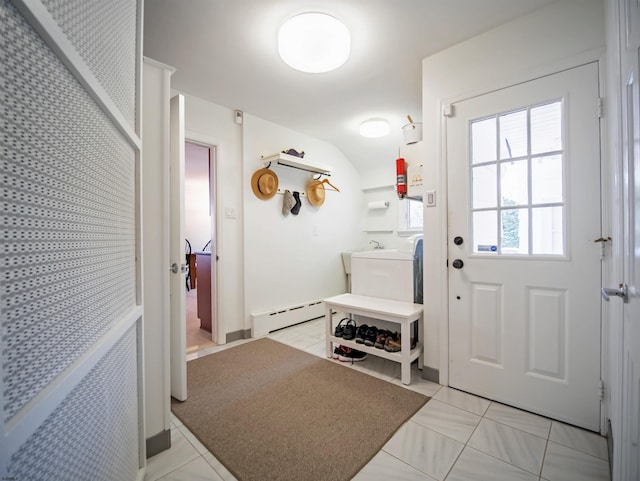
[40,0,137,128]
[1,0,136,422]
[7,327,139,480]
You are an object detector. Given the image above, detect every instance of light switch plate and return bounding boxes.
[425,190,436,207]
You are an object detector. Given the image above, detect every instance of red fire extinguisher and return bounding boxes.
[396,157,407,198]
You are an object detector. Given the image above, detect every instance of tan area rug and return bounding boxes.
[171,338,429,481]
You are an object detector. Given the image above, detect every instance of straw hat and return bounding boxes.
[251,168,279,200]
[306,179,326,206]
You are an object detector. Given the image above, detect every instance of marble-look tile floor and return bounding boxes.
[146,318,610,481]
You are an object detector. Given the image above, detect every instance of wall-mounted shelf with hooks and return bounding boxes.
[261,153,332,175]
[276,188,306,197]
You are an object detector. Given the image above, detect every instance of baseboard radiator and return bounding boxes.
[251,300,325,338]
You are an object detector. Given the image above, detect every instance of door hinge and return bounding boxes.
[598,379,605,400]
[594,236,611,260]
[597,97,603,118]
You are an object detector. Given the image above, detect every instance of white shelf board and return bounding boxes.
[328,335,421,363]
[262,153,332,175]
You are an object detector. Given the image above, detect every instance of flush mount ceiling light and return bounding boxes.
[359,119,390,138]
[278,12,350,73]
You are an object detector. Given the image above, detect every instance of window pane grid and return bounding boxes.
[469,100,565,256]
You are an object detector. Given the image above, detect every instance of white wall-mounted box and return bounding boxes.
[407,164,423,199]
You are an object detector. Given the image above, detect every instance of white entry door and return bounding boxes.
[169,94,187,401]
[619,1,640,476]
[447,63,602,430]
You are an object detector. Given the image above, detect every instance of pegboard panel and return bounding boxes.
[1,0,137,421]
[40,0,138,129]
[7,327,139,481]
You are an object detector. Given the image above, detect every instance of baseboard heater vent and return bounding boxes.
[251,300,325,338]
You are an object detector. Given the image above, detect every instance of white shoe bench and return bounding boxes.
[323,293,423,385]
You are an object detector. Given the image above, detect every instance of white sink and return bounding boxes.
[352,249,412,260]
[343,249,408,274]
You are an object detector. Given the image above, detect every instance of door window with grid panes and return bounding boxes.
[470,100,565,255]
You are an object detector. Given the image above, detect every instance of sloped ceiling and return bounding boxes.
[144,0,559,173]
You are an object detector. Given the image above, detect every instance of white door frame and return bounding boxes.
[434,54,610,433]
[186,131,224,345]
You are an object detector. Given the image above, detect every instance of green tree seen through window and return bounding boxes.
[501,198,520,249]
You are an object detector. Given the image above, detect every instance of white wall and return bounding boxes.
[243,113,364,323]
[421,0,606,376]
[361,140,424,250]
[177,94,365,337]
[178,93,245,338]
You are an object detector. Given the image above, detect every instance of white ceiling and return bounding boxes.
[143,0,559,173]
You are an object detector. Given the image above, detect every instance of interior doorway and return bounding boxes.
[184,141,217,353]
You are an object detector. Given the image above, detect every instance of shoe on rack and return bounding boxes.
[334,318,349,338]
[374,329,391,349]
[355,324,369,344]
[342,319,357,341]
[332,346,342,359]
[384,332,401,352]
[364,325,379,347]
[336,346,367,362]
[384,333,417,352]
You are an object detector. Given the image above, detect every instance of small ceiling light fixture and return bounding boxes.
[278,12,350,73]
[359,119,391,138]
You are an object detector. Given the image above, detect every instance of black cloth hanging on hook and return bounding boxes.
[291,191,302,215]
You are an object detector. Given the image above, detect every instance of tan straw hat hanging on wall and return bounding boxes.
[307,178,340,206]
[306,179,326,206]
[251,168,279,200]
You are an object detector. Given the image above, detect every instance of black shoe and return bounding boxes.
[334,318,349,338]
[355,324,369,344]
[342,320,357,340]
[336,346,367,362]
[364,326,379,347]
